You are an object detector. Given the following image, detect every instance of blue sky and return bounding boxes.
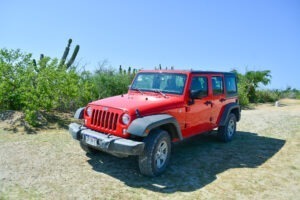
[1,0,299,89]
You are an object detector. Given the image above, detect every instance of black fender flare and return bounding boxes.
[74,107,85,119]
[127,114,183,140]
[218,103,241,126]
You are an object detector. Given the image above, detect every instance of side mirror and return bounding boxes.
[189,90,199,105]
[190,90,200,99]
[190,89,207,99]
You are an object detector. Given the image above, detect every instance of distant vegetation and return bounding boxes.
[233,70,300,106]
[0,43,299,126]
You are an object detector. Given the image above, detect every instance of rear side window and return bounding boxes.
[212,76,224,95]
[225,75,237,96]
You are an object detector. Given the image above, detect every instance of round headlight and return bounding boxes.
[122,114,130,125]
[86,107,93,117]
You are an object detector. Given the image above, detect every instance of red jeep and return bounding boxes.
[69,70,241,176]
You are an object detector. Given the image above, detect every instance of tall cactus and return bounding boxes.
[60,39,72,66]
[32,59,37,67]
[32,54,44,72]
[119,65,122,74]
[128,66,131,75]
[133,68,137,75]
[31,39,79,72]
[39,54,47,69]
[59,38,80,69]
[66,44,79,68]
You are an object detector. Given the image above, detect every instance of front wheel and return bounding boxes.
[218,113,237,142]
[138,130,171,177]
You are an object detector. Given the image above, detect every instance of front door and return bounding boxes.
[184,75,212,137]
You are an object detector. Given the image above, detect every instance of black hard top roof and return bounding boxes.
[138,69,236,76]
[191,71,236,75]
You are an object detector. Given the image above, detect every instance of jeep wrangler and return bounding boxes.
[69,70,241,176]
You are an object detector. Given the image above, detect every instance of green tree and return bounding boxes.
[244,70,271,102]
[233,69,271,106]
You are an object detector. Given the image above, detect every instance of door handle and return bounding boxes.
[220,98,226,102]
[205,101,213,106]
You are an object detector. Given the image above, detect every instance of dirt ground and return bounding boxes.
[0,99,299,199]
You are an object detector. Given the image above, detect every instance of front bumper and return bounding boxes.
[69,123,145,156]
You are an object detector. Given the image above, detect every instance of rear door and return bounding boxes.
[210,75,226,127]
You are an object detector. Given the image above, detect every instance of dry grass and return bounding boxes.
[0,99,299,199]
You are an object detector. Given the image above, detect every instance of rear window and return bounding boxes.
[212,76,224,95]
[225,75,237,96]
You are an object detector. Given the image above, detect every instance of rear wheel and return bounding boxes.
[218,113,236,142]
[138,130,171,176]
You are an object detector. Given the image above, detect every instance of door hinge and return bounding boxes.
[184,123,190,128]
[185,106,191,112]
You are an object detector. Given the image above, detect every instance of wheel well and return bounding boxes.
[230,108,240,121]
[159,123,179,140]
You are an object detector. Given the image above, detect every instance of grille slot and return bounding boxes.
[91,109,119,131]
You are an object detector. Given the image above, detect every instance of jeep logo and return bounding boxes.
[102,107,109,111]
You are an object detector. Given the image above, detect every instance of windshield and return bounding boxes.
[131,73,187,95]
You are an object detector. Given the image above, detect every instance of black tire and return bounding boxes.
[138,130,171,177]
[218,113,237,142]
[80,140,98,154]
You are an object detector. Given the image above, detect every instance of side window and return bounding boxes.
[225,75,237,96]
[212,76,224,95]
[190,76,208,99]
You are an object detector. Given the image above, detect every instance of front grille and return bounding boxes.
[91,109,119,131]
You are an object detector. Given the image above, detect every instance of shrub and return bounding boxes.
[92,66,134,99]
[0,49,90,126]
[0,49,32,110]
[256,90,280,103]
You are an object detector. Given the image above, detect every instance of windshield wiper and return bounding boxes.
[154,89,166,98]
[131,88,144,95]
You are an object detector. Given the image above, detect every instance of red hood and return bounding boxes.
[89,92,184,116]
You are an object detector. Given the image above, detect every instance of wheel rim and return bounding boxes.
[227,118,235,137]
[155,140,168,169]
